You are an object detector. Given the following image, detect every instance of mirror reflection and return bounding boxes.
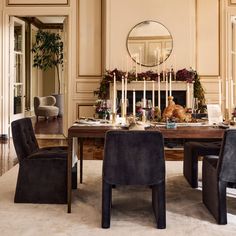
[127,21,173,67]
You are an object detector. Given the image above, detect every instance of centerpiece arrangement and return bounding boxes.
[94,67,205,124]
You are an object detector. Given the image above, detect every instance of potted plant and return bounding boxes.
[31,30,64,116]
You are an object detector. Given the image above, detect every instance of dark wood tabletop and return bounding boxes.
[67,124,225,213]
[68,125,225,139]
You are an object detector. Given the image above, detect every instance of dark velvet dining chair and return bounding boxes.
[102,130,166,229]
[184,141,221,188]
[202,129,236,224]
[11,117,77,204]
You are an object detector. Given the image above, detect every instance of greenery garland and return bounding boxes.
[94,68,205,110]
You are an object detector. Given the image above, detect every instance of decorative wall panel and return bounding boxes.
[196,0,219,76]
[79,0,102,76]
[7,0,69,5]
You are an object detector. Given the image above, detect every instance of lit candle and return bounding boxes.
[165,72,168,107]
[152,80,155,108]
[143,77,146,108]
[218,77,222,108]
[124,74,128,116]
[113,73,116,113]
[169,69,172,96]
[133,89,136,117]
[158,74,161,109]
[226,78,229,109]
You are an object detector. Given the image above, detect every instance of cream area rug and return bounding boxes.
[0,161,236,236]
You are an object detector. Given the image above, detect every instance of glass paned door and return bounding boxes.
[10,17,25,120]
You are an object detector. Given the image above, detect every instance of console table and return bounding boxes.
[67,124,225,213]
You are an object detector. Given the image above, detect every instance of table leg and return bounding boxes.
[80,138,84,184]
[67,136,72,213]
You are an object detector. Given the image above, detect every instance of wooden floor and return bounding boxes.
[31,116,63,135]
[0,117,183,176]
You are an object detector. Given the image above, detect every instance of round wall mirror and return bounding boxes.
[126,21,173,67]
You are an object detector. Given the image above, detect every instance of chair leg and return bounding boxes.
[183,145,198,188]
[72,163,77,189]
[102,179,112,228]
[152,181,166,229]
[218,181,227,224]
[202,159,227,224]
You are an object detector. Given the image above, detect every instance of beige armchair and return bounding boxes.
[34,96,59,122]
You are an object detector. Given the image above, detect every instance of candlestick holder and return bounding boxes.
[112,112,116,124]
[121,102,125,118]
[225,108,229,121]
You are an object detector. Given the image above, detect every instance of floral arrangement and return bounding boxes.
[176,68,195,83]
[94,99,111,119]
[94,67,205,112]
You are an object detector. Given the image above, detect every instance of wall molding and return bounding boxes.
[229,0,236,6]
[196,0,221,77]
[6,0,69,6]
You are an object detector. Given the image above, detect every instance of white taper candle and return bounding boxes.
[152,81,155,108]
[133,89,136,117]
[158,74,161,109]
[143,77,146,108]
[226,78,229,109]
[113,73,116,113]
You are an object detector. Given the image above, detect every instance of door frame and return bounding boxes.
[2,4,77,137]
[9,16,26,122]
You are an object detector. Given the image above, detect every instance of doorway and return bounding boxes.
[9,16,67,136]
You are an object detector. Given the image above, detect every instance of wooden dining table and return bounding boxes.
[67,124,225,213]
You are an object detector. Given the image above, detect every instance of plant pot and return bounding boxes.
[52,94,64,117]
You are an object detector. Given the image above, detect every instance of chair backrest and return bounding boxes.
[11,118,39,162]
[103,130,165,185]
[217,129,236,183]
[34,96,56,108]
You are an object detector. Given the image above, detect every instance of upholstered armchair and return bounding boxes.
[11,117,77,204]
[202,129,236,224]
[102,130,166,229]
[34,96,59,121]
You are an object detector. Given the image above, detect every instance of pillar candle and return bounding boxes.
[226,78,229,109]
[133,89,136,117]
[152,80,155,108]
[169,70,172,96]
[158,74,161,109]
[143,77,146,108]
[218,77,222,107]
[165,72,168,107]
[113,73,116,113]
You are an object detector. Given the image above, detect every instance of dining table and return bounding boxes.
[67,122,226,213]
